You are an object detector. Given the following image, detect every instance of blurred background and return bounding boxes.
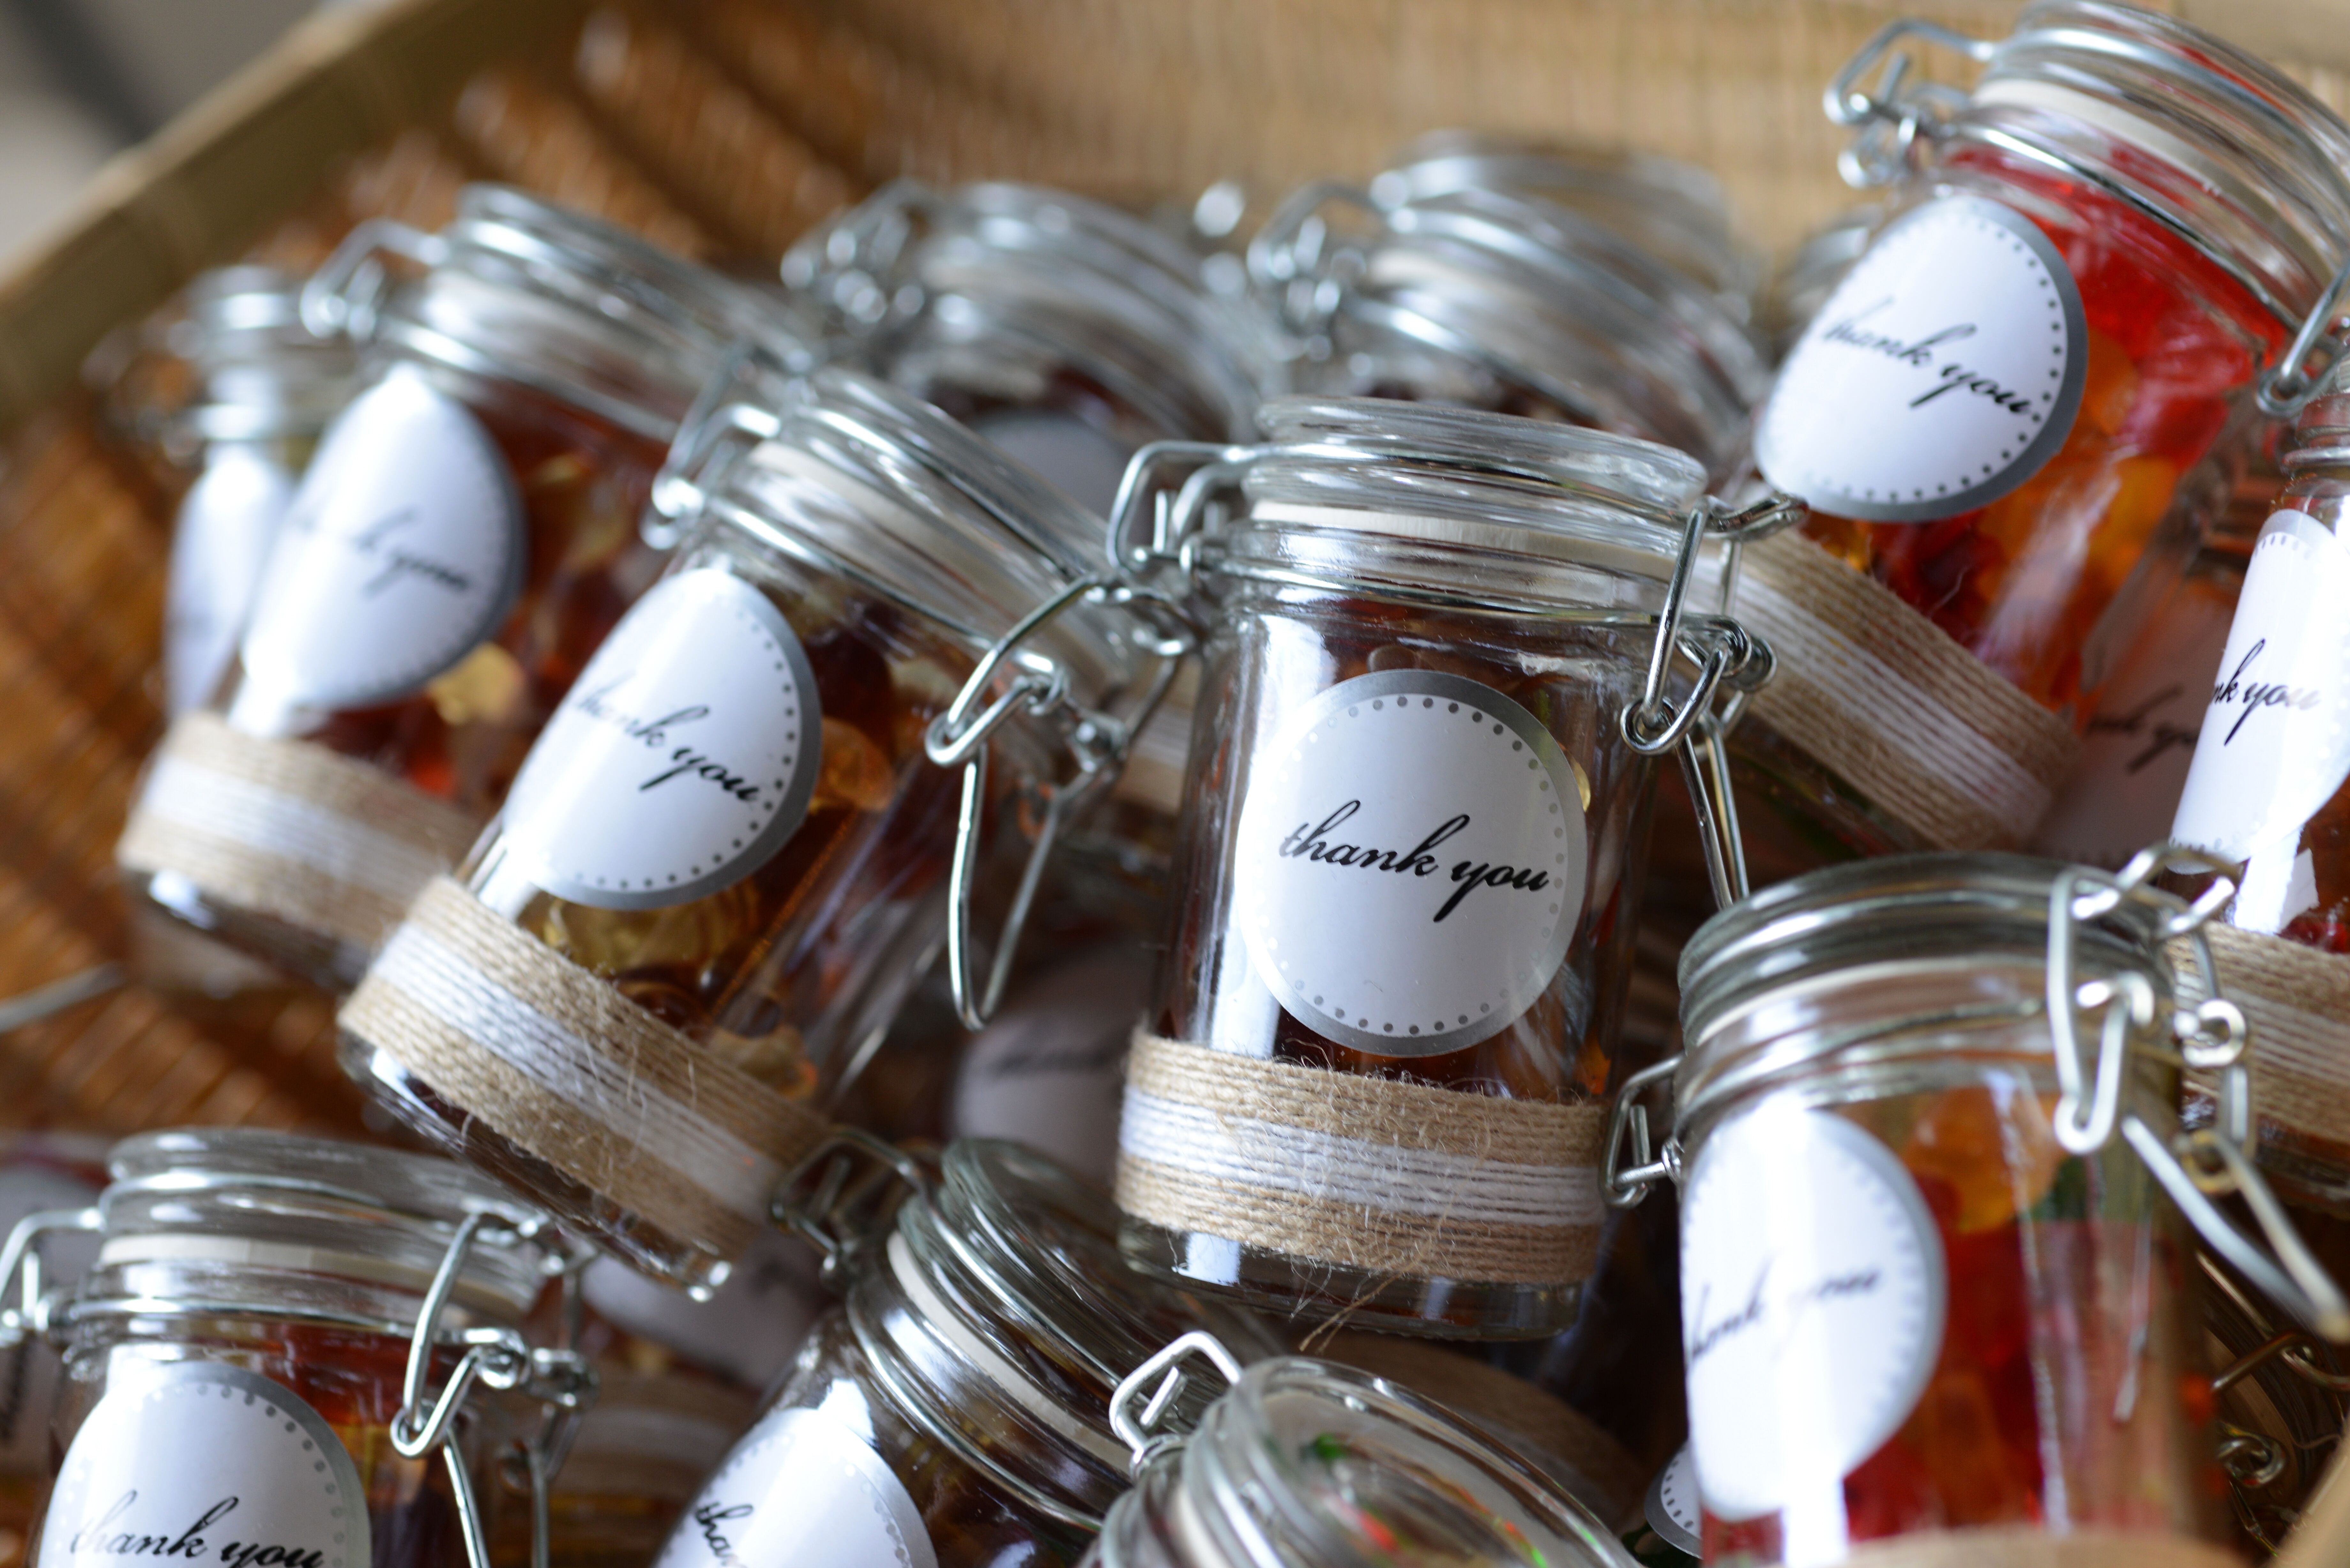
[0,0,333,265]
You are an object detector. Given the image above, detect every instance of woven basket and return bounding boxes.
[2,0,2347,1553]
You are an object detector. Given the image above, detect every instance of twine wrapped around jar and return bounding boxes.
[116,711,481,954]
[340,876,828,1261]
[2173,923,2350,1151]
[1115,1032,1607,1288]
[1705,531,2081,852]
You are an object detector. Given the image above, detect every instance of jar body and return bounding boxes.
[125,355,671,993]
[1126,558,1664,1335]
[1678,1043,2219,1563]
[38,1315,495,1568]
[341,512,978,1289]
[1742,132,2295,858]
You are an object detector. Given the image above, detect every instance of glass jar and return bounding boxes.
[1084,1333,1640,1567]
[117,185,816,995]
[783,181,1271,515]
[1246,175,1768,485]
[651,1140,1277,1568]
[0,1137,107,1568]
[3,1129,593,1568]
[338,364,1169,1293]
[2168,360,2350,1212]
[1367,130,1763,327]
[489,1367,754,1568]
[1108,397,1764,1338]
[158,266,363,719]
[1617,850,2336,1565]
[1728,2,2350,860]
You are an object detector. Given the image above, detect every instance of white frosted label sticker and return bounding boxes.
[2032,574,2237,869]
[656,1406,936,1568]
[39,1361,370,1568]
[2173,513,2350,865]
[167,446,296,715]
[1231,670,1587,1056]
[498,568,822,910]
[239,366,523,710]
[1644,1447,1701,1556]
[1756,196,2086,523]
[1682,1106,1945,1523]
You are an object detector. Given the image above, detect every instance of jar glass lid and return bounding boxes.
[1228,396,1707,586]
[90,1128,550,1320]
[1179,1358,1637,1566]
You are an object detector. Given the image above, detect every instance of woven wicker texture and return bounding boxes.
[0,0,2333,1141]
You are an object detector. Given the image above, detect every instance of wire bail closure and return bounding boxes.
[1823,18,1994,189]
[767,1128,935,1290]
[0,1205,102,1350]
[300,219,452,343]
[390,1211,600,1568]
[1107,1330,1244,1475]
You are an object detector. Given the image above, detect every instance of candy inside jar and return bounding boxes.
[1111,397,1762,1339]
[338,365,1169,1294]
[785,181,1271,514]
[1723,2,2350,867]
[1626,850,2347,1566]
[116,185,817,994]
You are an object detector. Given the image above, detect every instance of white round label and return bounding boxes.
[1644,1447,1702,1556]
[655,1406,937,1568]
[39,1362,370,1568]
[2172,511,2350,870]
[1231,670,1587,1056]
[166,446,296,715]
[239,366,524,710]
[498,568,822,910]
[1681,1106,1945,1523]
[1756,196,2086,523]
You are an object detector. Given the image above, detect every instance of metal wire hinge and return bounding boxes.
[2048,845,2350,1342]
[2258,259,2350,419]
[391,1212,599,1568]
[1823,19,1994,188]
[768,1129,934,1290]
[927,574,1191,1028]
[1107,1331,1243,1476]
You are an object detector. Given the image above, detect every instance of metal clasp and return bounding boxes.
[1823,19,1995,188]
[926,574,1189,1028]
[391,1212,599,1568]
[300,218,451,342]
[768,1129,933,1290]
[2257,259,2350,418]
[2046,845,2350,1341]
[1107,1331,1244,1476]
[781,180,932,334]
[0,1206,102,1349]
[1602,1056,1685,1208]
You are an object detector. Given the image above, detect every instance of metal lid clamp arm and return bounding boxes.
[767,1127,937,1291]
[0,1206,102,1349]
[390,1212,600,1568]
[1107,1330,1245,1476]
[1823,19,1994,190]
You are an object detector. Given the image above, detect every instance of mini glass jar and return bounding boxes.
[1,1129,593,1568]
[489,1368,754,1568]
[2168,360,2350,1211]
[338,365,1168,1293]
[1246,176,1769,485]
[1108,397,1766,1338]
[1611,850,2339,1566]
[1367,130,1763,327]
[1084,1332,1640,1567]
[784,181,1271,514]
[157,266,363,718]
[1727,2,2350,860]
[117,185,815,995]
[651,1139,1277,1568]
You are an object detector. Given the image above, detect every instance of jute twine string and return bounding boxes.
[2171,923,2350,1148]
[1836,1527,2239,1568]
[340,877,826,1262]
[115,711,479,952]
[1713,532,2082,852]
[1115,1032,1606,1288]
